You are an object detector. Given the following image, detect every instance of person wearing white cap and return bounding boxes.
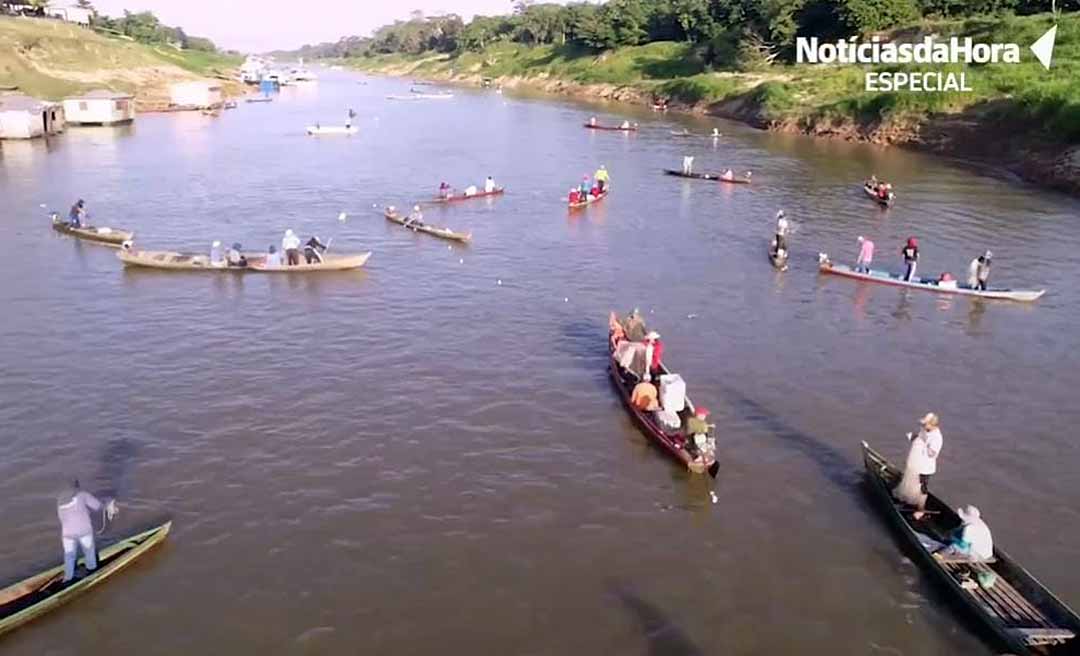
[281,229,302,266]
[903,412,943,520]
[937,505,994,562]
[968,251,993,290]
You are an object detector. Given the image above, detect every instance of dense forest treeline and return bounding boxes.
[284,0,1077,68]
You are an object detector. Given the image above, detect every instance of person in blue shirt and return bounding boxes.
[68,199,86,228]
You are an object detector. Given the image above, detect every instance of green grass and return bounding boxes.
[349,12,1080,141]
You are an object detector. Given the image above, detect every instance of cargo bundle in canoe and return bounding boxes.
[427,188,504,204]
[818,256,1045,302]
[862,442,1079,655]
[569,191,607,209]
[663,169,751,184]
[609,314,719,477]
[584,123,638,132]
[51,216,133,246]
[0,522,171,638]
[863,183,895,207]
[384,209,472,243]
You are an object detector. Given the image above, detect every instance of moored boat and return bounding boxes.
[862,442,1079,655]
[569,190,608,209]
[383,208,471,243]
[584,123,638,132]
[0,522,171,638]
[609,314,719,477]
[51,215,133,246]
[307,125,357,136]
[663,169,751,184]
[864,182,895,207]
[818,255,1045,302]
[427,188,505,204]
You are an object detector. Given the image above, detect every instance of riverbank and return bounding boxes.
[0,16,243,110]
[346,12,1079,195]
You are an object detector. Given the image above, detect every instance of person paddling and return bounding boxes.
[968,251,992,290]
[901,237,919,281]
[856,236,875,273]
[404,205,424,228]
[68,199,87,228]
[57,480,118,582]
[304,236,327,264]
[594,165,609,193]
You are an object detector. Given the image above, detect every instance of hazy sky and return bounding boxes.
[91,0,525,52]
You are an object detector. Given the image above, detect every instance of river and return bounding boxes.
[1,71,1078,655]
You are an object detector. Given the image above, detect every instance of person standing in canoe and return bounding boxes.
[304,236,327,264]
[595,166,609,193]
[282,229,302,266]
[209,240,226,267]
[773,210,790,255]
[579,176,591,197]
[57,480,118,582]
[968,251,992,290]
[682,155,694,175]
[620,120,631,130]
[589,116,597,127]
[895,412,943,521]
[439,182,452,199]
[484,176,496,194]
[622,309,647,342]
[265,245,282,267]
[643,331,664,382]
[68,199,87,228]
[901,237,919,281]
[856,236,875,273]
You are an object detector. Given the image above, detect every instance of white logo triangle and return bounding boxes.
[1030,25,1057,70]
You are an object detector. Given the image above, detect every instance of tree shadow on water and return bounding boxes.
[608,583,706,656]
[715,384,859,491]
[94,437,140,499]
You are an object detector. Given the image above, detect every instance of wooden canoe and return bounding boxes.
[609,318,718,477]
[384,209,472,243]
[862,442,1079,655]
[51,216,133,246]
[584,123,638,132]
[0,522,171,638]
[670,131,694,138]
[864,183,894,207]
[569,191,608,209]
[768,240,789,272]
[663,169,751,184]
[306,126,357,136]
[818,257,1045,302]
[117,249,260,271]
[426,188,505,204]
[248,252,371,272]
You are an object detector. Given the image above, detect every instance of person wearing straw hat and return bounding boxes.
[935,505,994,562]
[903,412,944,520]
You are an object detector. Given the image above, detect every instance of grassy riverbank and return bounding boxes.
[0,16,241,108]
[348,12,1080,193]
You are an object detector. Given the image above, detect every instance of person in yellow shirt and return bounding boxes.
[594,165,610,193]
[631,381,659,411]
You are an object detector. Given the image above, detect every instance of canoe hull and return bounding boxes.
[307,126,357,135]
[248,252,371,272]
[584,124,637,132]
[427,188,505,204]
[863,443,1080,655]
[51,219,133,246]
[569,191,608,209]
[863,184,894,207]
[384,210,471,243]
[118,249,255,271]
[0,522,171,638]
[818,259,1045,302]
[663,169,750,184]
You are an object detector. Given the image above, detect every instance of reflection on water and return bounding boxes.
[1,70,1079,656]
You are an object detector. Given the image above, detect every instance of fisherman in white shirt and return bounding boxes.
[904,412,943,520]
[484,176,496,194]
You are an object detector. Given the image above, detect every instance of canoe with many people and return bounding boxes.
[383,208,472,243]
[51,215,133,246]
[608,312,719,477]
[818,256,1045,302]
[118,248,371,272]
[862,442,1079,656]
[569,190,607,209]
[864,182,895,207]
[663,169,752,184]
[0,522,171,638]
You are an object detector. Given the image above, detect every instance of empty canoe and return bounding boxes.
[307,126,357,136]
[384,209,471,243]
[818,257,1045,302]
[0,522,171,638]
[51,216,133,246]
[863,442,1080,655]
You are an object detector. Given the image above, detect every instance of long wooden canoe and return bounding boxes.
[818,257,1045,302]
[248,252,371,272]
[863,183,894,207]
[117,249,260,271]
[584,123,638,132]
[426,188,504,204]
[384,209,472,243]
[609,316,718,477]
[569,190,608,210]
[0,522,171,638]
[306,125,357,136]
[51,216,133,246]
[862,443,1079,655]
[663,169,752,184]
